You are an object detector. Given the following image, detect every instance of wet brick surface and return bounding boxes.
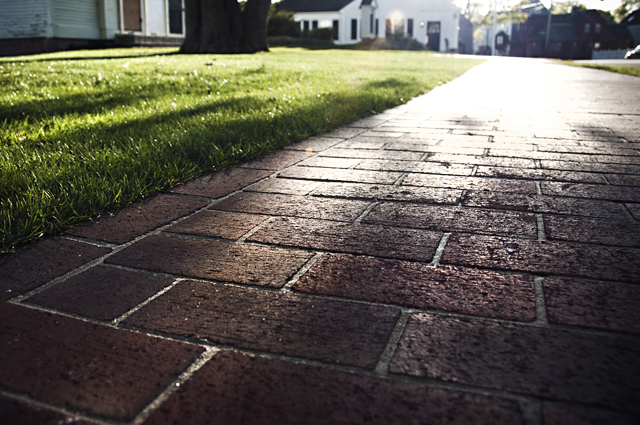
[354,159,475,175]
[440,233,640,283]
[312,182,462,204]
[402,174,537,193]
[543,215,640,246]
[0,238,110,303]
[364,203,538,238]
[294,254,535,321]
[389,313,640,413]
[211,192,369,222]
[164,210,268,240]
[143,350,524,425]
[106,234,313,288]
[27,265,175,321]
[66,194,207,244]
[247,217,443,261]
[544,277,640,334]
[171,168,271,199]
[125,280,399,368]
[0,304,204,421]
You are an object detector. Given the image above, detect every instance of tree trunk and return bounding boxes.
[181,0,271,54]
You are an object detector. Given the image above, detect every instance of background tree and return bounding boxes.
[267,2,301,37]
[181,0,272,54]
[615,0,640,22]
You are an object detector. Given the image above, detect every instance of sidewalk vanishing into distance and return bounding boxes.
[1,57,640,425]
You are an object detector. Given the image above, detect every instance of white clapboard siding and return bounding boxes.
[146,0,167,36]
[0,0,49,39]
[52,0,100,39]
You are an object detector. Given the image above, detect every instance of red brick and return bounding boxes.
[489,149,596,163]
[165,210,268,240]
[542,403,639,425]
[245,177,323,195]
[544,215,640,246]
[544,277,640,334]
[356,159,475,176]
[320,147,423,161]
[475,166,604,183]
[323,127,366,139]
[240,150,310,171]
[424,154,536,168]
[170,168,271,199]
[389,313,640,413]
[0,394,94,425]
[0,238,110,303]
[298,156,361,168]
[247,217,442,261]
[403,174,537,194]
[627,203,640,220]
[294,254,535,321]
[283,136,344,152]
[143,350,524,425]
[440,233,640,283]
[541,160,640,175]
[67,194,207,244]
[541,182,640,202]
[0,304,204,421]
[312,182,462,204]
[125,280,399,368]
[27,265,174,321]
[463,191,629,219]
[605,173,640,186]
[211,192,369,221]
[333,137,388,149]
[278,166,402,184]
[106,234,313,288]
[365,203,537,238]
[386,143,485,156]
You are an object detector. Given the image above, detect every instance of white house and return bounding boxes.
[279,0,460,52]
[0,0,185,56]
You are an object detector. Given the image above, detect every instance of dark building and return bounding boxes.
[458,15,473,54]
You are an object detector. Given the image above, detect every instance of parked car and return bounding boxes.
[625,45,640,59]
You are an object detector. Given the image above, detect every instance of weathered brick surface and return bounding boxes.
[283,136,344,152]
[386,143,485,156]
[0,238,110,303]
[441,233,640,283]
[541,403,640,425]
[544,277,640,334]
[489,149,596,163]
[323,127,366,139]
[67,194,207,244]
[389,313,640,413]
[143,350,524,425]
[334,137,390,149]
[245,177,323,195]
[165,210,268,240]
[125,280,399,368]
[0,394,95,425]
[626,203,640,220]
[541,160,640,175]
[28,265,174,321]
[544,215,640,246]
[312,182,462,204]
[0,304,204,421]
[403,174,537,193]
[541,181,640,202]
[247,217,442,261]
[211,192,369,221]
[475,166,605,183]
[106,234,313,288]
[463,191,629,219]
[320,147,423,161]
[605,173,640,186]
[170,168,271,199]
[354,159,475,176]
[538,144,639,156]
[294,254,535,321]
[365,202,537,238]
[278,166,402,184]
[240,150,310,171]
[298,156,361,169]
[424,154,536,168]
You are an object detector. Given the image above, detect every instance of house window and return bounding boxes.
[168,0,183,34]
[584,23,590,33]
[385,19,391,37]
[595,23,601,33]
[333,20,339,40]
[375,18,379,36]
[312,20,318,30]
[303,20,310,34]
[408,19,413,38]
[351,19,357,40]
[370,14,374,34]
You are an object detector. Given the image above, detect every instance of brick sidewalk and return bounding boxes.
[2,58,640,424]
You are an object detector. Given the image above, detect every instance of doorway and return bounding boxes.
[427,21,440,51]
[123,0,142,32]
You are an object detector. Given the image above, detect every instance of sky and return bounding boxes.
[452,0,624,14]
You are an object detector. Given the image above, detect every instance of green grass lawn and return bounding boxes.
[0,47,483,252]
[563,61,640,77]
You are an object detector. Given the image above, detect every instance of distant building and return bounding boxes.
[278,0,461,52]
[0,0,185,57]
[458,14,473,54]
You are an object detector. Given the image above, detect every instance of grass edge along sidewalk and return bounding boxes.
[0,47,483,253]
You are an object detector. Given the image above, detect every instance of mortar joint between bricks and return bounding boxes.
[113,278,185,326]
[533,276,548,325]
[131,347,219,425]
[429,233,451,266]
[457,190,468,207]
[536,214,546,241]
[236,216,276,243]
[470,165,479,177]
[374,310,410,376]
[534,159,542,169]
[482,147,489,157]
[281,252,324,293]
[534,181,542,196]
[354,201,380,224]
[393,173,409,186]
[600,174,611,185]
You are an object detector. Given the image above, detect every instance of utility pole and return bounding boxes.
[544,0,553,56]
[492,0,497,55]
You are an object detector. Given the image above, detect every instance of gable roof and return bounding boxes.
[278,0,355,13]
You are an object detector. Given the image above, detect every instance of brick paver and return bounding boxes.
[2,58,639,423]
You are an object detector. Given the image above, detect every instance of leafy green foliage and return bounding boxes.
[0,47,482,252]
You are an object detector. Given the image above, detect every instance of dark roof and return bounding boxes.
[278,0,355,13]
[620,9,640,26]
[361,0,374,5]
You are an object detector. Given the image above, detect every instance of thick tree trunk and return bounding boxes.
[181,0,271,54]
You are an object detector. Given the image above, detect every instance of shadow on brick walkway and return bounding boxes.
[2,58,640,425]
